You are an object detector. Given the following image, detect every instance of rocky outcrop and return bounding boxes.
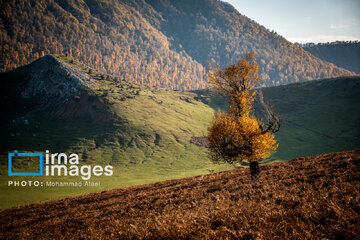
[21,55,96,102]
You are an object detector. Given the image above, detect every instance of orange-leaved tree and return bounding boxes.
[208,53,280,177]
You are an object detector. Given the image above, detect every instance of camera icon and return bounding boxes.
[8,150,43,176]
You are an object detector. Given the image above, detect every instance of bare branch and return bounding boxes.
[257,90,281,133]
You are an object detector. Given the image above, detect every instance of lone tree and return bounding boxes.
[207,53,280,177]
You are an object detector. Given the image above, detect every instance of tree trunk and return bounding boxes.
[250,161,260,178]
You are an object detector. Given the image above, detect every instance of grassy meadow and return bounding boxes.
[0,55,359,209]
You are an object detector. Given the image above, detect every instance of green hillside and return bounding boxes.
[0,55,230,208]
[0,0,355,90]
[0,55,359,208]
[259,77,360,162]
[194,76,360,163]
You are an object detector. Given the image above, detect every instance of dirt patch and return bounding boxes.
[54,92,113,123]
[191,136,209,147]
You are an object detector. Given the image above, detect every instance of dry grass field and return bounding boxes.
[1,149,359,239]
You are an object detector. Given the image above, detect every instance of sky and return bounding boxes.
[223,0,360,43]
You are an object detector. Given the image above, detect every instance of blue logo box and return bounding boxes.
[8,150,43,176]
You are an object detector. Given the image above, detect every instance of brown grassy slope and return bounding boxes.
[1,150,360,239]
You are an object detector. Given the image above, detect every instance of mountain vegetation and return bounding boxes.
[298,41,360,74]
[0,0,207,90]
[0,55,359,208]
[1,149,359,239]
[0,0,355,90]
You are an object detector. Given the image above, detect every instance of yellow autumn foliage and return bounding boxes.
[208,112,278,164]
[208,53,279,165]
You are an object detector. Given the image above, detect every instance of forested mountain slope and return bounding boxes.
[299,41,360,74]
[0,0,355,90]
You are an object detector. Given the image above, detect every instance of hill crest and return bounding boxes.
[13,55,95,100]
